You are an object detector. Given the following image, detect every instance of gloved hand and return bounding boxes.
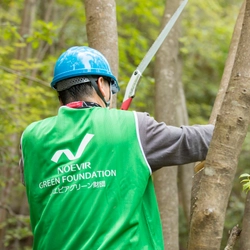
[194,160,206,173]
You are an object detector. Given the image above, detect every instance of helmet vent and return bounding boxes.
[56,77,91,91]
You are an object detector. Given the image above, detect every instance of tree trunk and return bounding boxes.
[84,0,118,108]
[224,225,241,250]
[190,0,245,223]
[0,1,37,248]
[188,1,250,249]
[153,168,179,249]
[153,0,181,249]
[239,191,250,250]
[177,70,194,224]
[29,0,56,82]
[15,0,37,61]
[178,163,193,223]
[209,1,245,125]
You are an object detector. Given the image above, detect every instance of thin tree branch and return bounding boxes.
[224,225,242,250]
[0,204,28,226]
[0,65,49,87]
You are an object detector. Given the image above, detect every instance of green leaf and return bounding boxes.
[239,173,250,179]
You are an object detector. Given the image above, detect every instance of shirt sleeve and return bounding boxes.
[135,112,214,172]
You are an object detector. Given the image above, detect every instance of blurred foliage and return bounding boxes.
[0,211,32,248]
[0,0,248,249]
[116,0,165,113]
[181,0,242,124]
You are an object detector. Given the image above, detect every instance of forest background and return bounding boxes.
[0,0,248,249]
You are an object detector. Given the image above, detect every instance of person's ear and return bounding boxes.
[97,77,106,97]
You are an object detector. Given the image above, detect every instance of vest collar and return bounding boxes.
[66,101,101,109]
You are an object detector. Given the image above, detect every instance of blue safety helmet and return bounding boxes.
[50,46,119,94]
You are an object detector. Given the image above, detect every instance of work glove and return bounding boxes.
[194,160,205,173]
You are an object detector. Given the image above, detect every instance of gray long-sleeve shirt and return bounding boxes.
[20,110,214,183]
[135,112,214,172]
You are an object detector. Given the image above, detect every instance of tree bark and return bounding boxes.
[177,71,194,224]
[190,0,245,226]
[239,191,250,250]
[84,0,119,108]
[224,225,241,250]
[188,1,250,249]
[209,1,245,125]
[153,0,181,249]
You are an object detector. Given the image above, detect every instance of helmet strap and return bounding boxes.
[88,76,110,107]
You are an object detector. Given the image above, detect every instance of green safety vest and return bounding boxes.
[21,107,164,250]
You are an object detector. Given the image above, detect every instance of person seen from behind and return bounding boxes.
[20,46,214,250]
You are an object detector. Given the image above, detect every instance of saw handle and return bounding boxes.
[121,98,133,110]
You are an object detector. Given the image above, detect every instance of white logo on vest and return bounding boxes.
[51,133,94,163]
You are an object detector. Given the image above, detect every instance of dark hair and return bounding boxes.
[58,82,94,105]
[58,76,111,105]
